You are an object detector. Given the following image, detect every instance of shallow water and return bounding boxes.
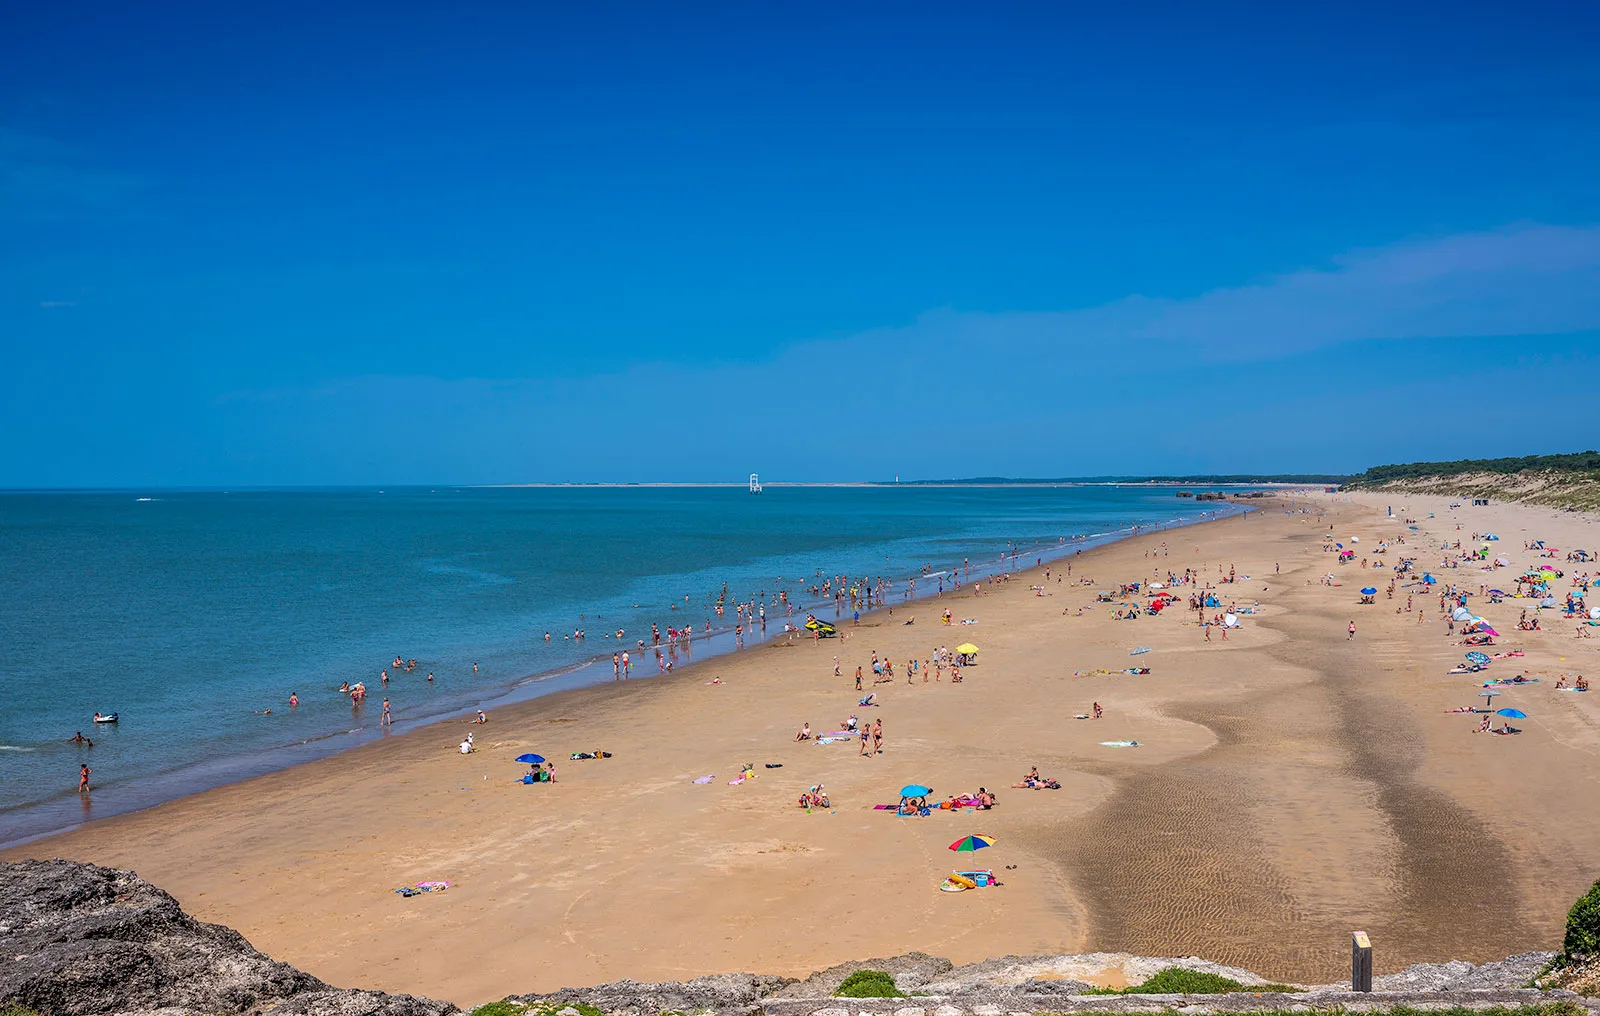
[0,484,1236,840]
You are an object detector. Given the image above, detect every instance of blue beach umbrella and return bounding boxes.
[1360,587,1378,596]
[515,753,546,764]
[900,784,932,798]
[1423,574,1438,584]
[1496,708,1527,719]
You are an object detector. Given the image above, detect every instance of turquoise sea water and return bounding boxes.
[0,485,1240,841]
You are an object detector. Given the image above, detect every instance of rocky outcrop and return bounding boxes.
[772,954,953,998]
[507,974,797,1016]
[0,859,457,1016]
[3,859,1593,1016]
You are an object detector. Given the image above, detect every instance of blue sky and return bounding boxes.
[3,1,1598,485]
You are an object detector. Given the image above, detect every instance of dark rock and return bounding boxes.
[0,859,457,1016]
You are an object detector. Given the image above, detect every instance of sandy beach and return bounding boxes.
[8,492,1600,1005]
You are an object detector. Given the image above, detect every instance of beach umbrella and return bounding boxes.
[1424,574,1437,584]
[1465,652,1491,665]
[955,643,979,656]
[1361,587,1378,596]
[1479,690,1501,706]
[948,834,995,852]
[900,784,932,798]
[1496,708,1527,719]
[515,753,546,764]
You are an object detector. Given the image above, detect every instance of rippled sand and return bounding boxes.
[9,491,1599,1001]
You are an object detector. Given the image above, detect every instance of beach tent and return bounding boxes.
[1590,606,1600,620]
[1222,613,1240,628]
[1540,596,1557,608]
[1452,606,1473,621]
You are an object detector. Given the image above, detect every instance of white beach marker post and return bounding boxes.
[1352,930,1373,992]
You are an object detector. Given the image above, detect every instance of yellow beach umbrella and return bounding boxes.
[955,643,979,656]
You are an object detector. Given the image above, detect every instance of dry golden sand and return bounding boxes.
[8,493,1600,1004]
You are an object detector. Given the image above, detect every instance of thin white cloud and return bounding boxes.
[811,224,1600,366]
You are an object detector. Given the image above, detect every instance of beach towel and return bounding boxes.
[1100,740,1142,748]
[693,775,714,784]
[873,804,897,810]
[1130,646,1151,655]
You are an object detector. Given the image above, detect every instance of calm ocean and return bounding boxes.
[0,485,1239,841]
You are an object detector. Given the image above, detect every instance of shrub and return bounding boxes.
[1564,879,1600,963]
[835,970,906,998]
[1087,966,1300,995]
[469,1004,528,1016]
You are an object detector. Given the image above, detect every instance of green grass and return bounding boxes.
[0,1005,43,1016]
[835,969,908,998]
[469,1004,529,1016]
[1083,966,1298,995]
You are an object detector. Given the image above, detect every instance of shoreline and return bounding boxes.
[10,491,1596,1005]
[0,503,1245,847]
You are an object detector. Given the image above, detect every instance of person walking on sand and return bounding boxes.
[833,656,841,677]
[1093,701,1103,719]
[1348,620,1357,640]
[859,724,872,757]
[855,665,863,691]
[78,763,92,794]
[872,718,883,754]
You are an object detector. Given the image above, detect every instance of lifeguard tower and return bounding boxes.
[749,473,763,494]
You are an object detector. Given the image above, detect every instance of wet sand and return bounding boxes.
[7,492,1599,1003]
